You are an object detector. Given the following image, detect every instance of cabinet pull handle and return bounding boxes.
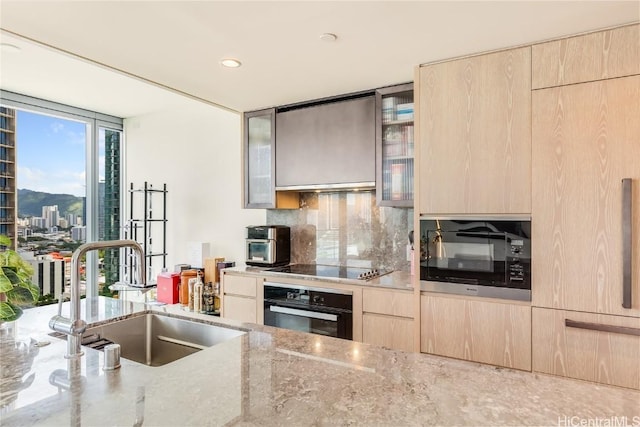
[565,319,640,337]
[622,178,632,309]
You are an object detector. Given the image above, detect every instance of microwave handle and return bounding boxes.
[622,178,632,309]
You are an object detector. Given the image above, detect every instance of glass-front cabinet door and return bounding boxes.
[244,108,276,208]
[376,83,414,207]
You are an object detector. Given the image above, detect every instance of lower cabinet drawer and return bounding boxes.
[362,313,414,352]
[421,294,532,371]
[363,288,414,317]
[223,274,257,297]
[222,295,257,324]
[532,307,640,389]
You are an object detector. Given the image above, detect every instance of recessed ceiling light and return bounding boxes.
[220,58,241,68]
[0,43,21,53]
[319,33,338,42]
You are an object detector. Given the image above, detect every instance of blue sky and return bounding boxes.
[16,110,87,197]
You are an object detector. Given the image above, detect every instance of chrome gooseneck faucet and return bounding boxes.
[49,239,146,359]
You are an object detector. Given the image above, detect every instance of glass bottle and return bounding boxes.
[213,282,221,312]
[193,272,204,313]
[202,282,215,314]
[187,278,196,312]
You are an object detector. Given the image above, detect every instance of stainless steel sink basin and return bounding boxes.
[55,313,245,367]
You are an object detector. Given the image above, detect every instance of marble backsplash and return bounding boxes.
[267,192,413,272]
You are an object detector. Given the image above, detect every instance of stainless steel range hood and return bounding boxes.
[275,92,376,192]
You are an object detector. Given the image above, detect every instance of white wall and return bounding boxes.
[124,100,265,275]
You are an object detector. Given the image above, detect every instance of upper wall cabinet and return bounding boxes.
[376,83,414,207]
[244,108,276,208]
[243,108,298,209]
[532,24,640,90]
[418,47,532,215]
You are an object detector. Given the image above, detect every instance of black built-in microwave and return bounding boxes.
[419,217,531,301]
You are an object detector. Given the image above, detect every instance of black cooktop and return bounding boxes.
[267,263,391,281]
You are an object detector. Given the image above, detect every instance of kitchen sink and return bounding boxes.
[52,313,245,367]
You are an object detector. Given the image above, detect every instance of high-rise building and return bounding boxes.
[103,130,121,287]
[27,256,67,297]
[30,217,45,229]
[98,181,105,239]
[71,225,86,241]
[42,205,60,231]
[66,213,82,227]
[0,107,17,248]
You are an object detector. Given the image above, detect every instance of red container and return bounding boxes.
[157,272,180,304]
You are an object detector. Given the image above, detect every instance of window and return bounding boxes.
[0,90,124,298]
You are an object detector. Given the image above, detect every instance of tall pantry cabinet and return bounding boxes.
[530,24,640,390]
[416,47,533,370]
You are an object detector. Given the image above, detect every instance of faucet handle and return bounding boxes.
[50,291,87,339]
[57,291,70,316]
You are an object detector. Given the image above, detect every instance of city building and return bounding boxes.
[22,251,67,297]
[30,217,45,229]
[102,130,122,286]
[0,107,16,247]
[71,225,86,242]
[42,205,59,231]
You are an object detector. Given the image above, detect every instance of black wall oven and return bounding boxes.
[419,217,531,301]
[263,282,353,340]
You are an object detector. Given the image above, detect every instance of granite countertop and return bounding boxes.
[1,297,639,426]
[224,265,414,291]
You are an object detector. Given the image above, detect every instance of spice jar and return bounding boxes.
[180,269,198,306]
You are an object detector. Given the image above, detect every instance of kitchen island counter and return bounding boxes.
[1,297,639,426]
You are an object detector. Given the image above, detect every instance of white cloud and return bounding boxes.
[18,166,86,196]
[50,122,64,133]
[65,129,86,146]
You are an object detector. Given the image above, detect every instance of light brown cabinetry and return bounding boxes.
[362,288,414,352]
[421,294,531,371]
[221,273,263,324]
[418,47,531,215]
[530,25,640,389]
[532,307,640,390]
[532,24,640,90]
[531,75,640,317]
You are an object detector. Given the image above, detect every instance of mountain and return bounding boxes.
[17,189,84,218]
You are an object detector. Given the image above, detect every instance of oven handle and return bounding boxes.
[269,305,338,322]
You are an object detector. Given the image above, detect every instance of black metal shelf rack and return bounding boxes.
[126,182,167,284]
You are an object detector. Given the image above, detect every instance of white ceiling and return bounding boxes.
[1,1,638,118]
